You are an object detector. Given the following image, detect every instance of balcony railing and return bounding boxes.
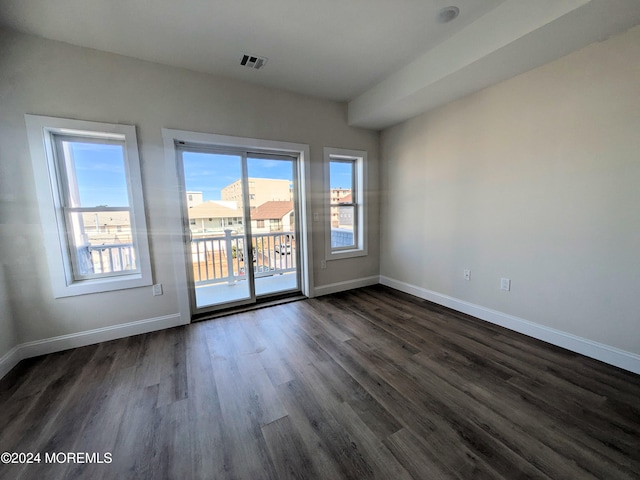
[75,231,297,285]
[191,230,296,285]
[78,243,136,275]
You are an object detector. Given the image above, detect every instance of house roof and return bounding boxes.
[251,201,293,221]
[81,211,130,227]
[339,193,352,204]
[188,201,241,219]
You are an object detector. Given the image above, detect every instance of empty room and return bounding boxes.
[1,0,639,478]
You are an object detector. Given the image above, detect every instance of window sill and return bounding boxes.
[53,274,152,298]
[327,248,368,261]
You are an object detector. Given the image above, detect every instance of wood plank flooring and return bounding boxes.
[1,285,639,479]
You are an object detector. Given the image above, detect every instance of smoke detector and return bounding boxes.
[240,53,268,70]
[438,6,460,23]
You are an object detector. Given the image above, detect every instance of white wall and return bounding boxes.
[381,25,640,359]
[0,28,379,363]
[0,259,17,372]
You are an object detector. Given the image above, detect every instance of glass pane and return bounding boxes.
[330,205,355,248]
[62,141,130,208]
[181,151,251,309]
[330,159,356,249]
[69,210,137,276]
[330,160,354,204]
[247,156,298,296]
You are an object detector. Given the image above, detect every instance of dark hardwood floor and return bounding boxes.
[1,285,639,479]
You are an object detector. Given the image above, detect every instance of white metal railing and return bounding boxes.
[191,230,296,285]
[82,243,136,274]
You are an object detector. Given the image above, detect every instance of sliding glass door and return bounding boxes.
[246,154,299,297]
[177,145,300,315]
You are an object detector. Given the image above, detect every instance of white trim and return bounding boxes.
[313,275,379,297]
[162,129,313,319]
[324,147,368,261]
[0,313,185,379]
[0,346,21,380]
[24,114,153,297]
[380,276,640,375]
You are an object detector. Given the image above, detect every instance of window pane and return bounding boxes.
[63,141,130,208]
[69,210,137,275]
[330,159,356,249]
[330,205,355,248]
[330,161,354,192]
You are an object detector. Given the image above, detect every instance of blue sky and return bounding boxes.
[71,142,129,207]
[183,152,353,201]
[71,146,353,205]
[329,161,353,190]
[183,152,295,201]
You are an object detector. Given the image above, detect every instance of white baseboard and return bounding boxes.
[0,345,21,380]
[4,279,638,378]
[313,275,380,298]
[0,313,184,380]
[380,276,640,375]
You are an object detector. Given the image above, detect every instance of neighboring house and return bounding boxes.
[330,188,351,204]
[186,191,203,208]
[80,211,133,245]
[187,201,244,235]
[336,192,353,228]
[331,192,354,247]
[250,201,294,234]
[222,178,291,208]
[330,188,352,228]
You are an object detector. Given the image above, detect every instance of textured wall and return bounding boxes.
[0,28,379,351]
[380,25,640,354]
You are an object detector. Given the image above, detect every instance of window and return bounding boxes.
[324,147,367,259]
[25,115,152,297]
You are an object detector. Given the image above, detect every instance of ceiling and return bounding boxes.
[1,0,639,130]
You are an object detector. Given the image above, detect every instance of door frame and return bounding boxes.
[176,145,303,315]
[245,151,302,299]
[162,129,314,324]
[176,145,257,315]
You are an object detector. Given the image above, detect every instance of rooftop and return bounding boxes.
[188,201,241,219]
[251,201,294,220]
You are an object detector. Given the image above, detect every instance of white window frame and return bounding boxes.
[25,115,152,297]
[324,147,368,260]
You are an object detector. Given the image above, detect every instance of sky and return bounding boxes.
[183,152,295,201]
[183,152,353,201]
[70,141,129,207]
[69,145,353,206]
[329,161,353,191]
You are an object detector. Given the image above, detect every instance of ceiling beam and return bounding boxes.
[348,0,640,130]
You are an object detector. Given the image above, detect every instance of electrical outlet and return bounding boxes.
[500,278,511,291]
[152,283,163,296]
[463,269,471,280]
[320,260,327,269]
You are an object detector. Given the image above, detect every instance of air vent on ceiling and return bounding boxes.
[240,53,268,70]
